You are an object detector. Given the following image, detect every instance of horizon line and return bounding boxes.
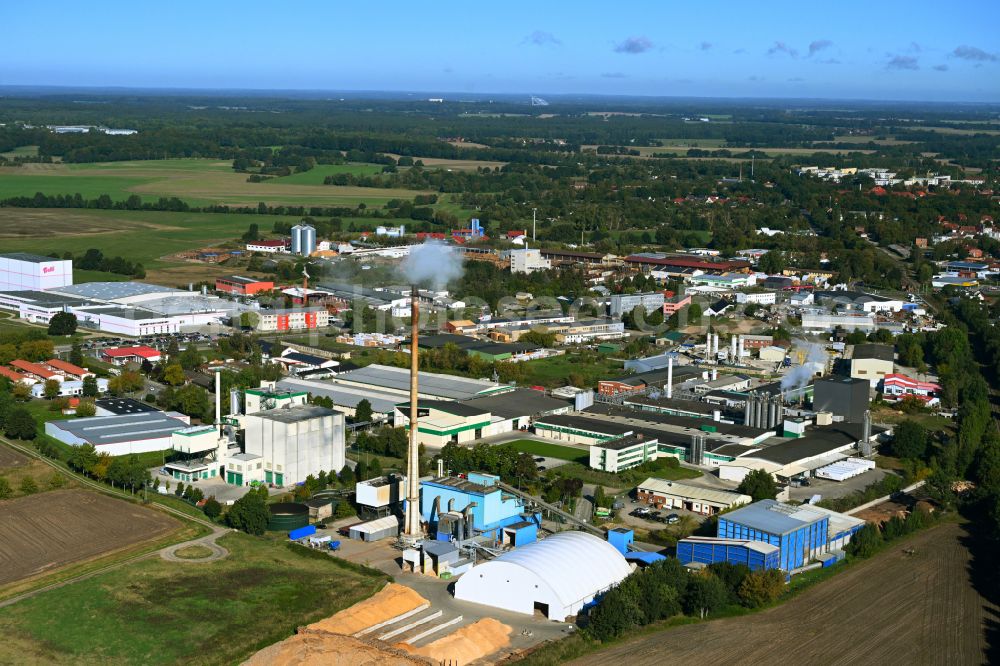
[1,84,998,107]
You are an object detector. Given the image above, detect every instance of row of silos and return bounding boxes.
[291,224,316,256]
[742,392,784,430]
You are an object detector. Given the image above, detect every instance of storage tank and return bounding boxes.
[292,224,316,256]
[268,502,309,531]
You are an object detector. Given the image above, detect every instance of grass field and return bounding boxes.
[0,534,388,665]
[505,439,589,464]
[268,163,385,185]
[565,521,993,666]
[0,158,434,207]
[519,352,626,388]
[0,145,40,159]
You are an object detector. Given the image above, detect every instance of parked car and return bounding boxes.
[666,513,680,525]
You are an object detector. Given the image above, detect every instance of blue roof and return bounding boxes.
[720,499,827,536]
[625,552,667,565]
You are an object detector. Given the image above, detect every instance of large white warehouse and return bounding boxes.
[454,531,631,621]
[0,252,73,292]
[239,405,345,486]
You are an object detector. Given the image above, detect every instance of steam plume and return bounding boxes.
[780,340,826,391]
[401,241,464,289]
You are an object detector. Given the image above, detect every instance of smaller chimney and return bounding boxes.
[214,371,222,434]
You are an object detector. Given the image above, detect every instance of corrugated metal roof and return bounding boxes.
[637,478,752,505]
[721,499,827,535]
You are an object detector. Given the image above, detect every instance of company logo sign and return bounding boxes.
[43,266,55,274]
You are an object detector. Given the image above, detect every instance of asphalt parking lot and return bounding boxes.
[787,467,890,502]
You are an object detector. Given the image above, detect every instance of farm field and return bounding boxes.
[0,533,388,665]
[0,208,295,271]
[505,439,589,464]
[570,521,994,666]
[0,489,180,587]
[0,158,434,207]
[0,442,29,468]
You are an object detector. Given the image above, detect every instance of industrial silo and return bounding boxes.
[267,502,310,531]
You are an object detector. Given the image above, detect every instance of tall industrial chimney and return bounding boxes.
[404,285,422,538]
[666,356,674,399]
[731,335,737,360]
[861,411,872,457]
[214,371,222,435]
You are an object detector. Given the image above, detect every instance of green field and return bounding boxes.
[520,352,626,388]
[269,163,385,185]
[0,158,433,208]
[505,439,589,464]
[0,145,40,159]
[0,534,387,665]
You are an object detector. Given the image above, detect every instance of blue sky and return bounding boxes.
[3,1,999,102]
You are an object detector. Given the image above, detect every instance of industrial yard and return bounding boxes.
[569,521,993,666]
[0,489,180,588]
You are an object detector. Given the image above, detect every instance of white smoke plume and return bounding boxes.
[400,241,464,289]
[780,340,826,391]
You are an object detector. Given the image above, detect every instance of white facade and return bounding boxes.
[31,378,108,398]
[241,406,345,486]
[510,248,552,274]
[0,253,73,292]
[74,308,180,336]
[735,291,776,305]
[253,307,330,332]
[454,531,631,621]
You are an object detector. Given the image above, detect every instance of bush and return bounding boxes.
[19,476,38,495]
[737,569,785,608]
[202,497,222,519]
[0,477,11,499]
[846,523,883,558]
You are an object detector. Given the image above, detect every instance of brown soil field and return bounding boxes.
[0,489,180,586]
[571,521,994,666]
[0,209,177,239]
[0,443,28,468]
[142,262,249,287]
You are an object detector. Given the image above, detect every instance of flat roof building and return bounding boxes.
[637,477,751,515]
[333,363,511,401]
[45,411,191,456]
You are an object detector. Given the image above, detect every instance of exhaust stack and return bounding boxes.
[404,285,422,538]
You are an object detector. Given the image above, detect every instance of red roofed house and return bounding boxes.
[10,359,60,381]
[101,346,163,366]
[880,373,941,406]
[505,230,527,240]
[0,366,33,385]
[45,358,94,379]
[869,186,887,196]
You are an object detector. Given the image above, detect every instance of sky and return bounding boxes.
[3,1,999,102]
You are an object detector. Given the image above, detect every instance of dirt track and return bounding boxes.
[572,522,994,666]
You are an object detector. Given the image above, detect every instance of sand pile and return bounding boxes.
[402,618,512,666]
[307,583,429,636]
[243,632,433,666]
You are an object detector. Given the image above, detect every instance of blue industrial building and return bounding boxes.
[421,472,539,544]
[718,500,833,571]
[677,536,781,570]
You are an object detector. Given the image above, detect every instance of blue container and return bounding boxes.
[289,525,317,541]
[329,540,341,551]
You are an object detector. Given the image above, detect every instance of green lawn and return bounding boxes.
[519,352,626,388]
[269,163,384,185]
[73,268,131,283]
[0,174,155,200]
[505,439,589,464]
[548,459,702,489]
[0,534,388,665]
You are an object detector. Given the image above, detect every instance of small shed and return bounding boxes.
[304,496,334,522]
[349,515,400,542]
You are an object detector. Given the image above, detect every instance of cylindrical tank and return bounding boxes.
[268,502,309,531]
